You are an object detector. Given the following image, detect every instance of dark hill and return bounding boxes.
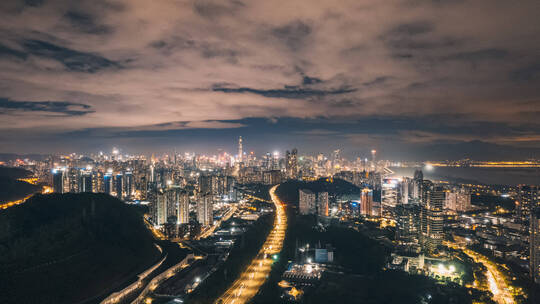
[0,193,160,304]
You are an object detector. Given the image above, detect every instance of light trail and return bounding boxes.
[445,241,514,304]
[215,185,287,304]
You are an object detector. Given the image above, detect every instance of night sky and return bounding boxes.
[1,0,539,160]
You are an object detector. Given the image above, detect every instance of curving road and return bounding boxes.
[215,185,287,304]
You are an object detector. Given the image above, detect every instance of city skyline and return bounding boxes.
[0,1,539,159]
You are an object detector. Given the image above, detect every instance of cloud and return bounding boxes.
[0,97,93,116]
[211,84,356,99]
[271,20,312,51]
[0,0,538,156]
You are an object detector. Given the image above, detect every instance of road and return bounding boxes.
[199,205,238,239]
[446,242,514,304]
[215,185,287,304]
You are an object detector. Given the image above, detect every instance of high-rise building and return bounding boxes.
[79,171,93,193]
[104,173,113,194]
[286,148,298,179]
[52,168,65,193]
[412,170,423,201]
[125,170,133,198]
[238,136,243,163]
[197,194,213,226]
[371,149,376,171]
[177,191,190,224]
[517,185,539,225]
[421,181,445,253]
[263,170,283,185]
[198,174,214,195]
[317,191,329,217]
[396,203,421,243]
[530,208,540,284]
[68,167,80,193]
[299,189,316,215]
[156,189,168,225]
[400,177,412,204]
[360,188,373,216]
[115,173,123,199]
[445,187,471,212]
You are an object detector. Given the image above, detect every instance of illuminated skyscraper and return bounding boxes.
[156,189,167,225]
[517,185,539,225]
[103,173,113,194]
[52,168,65,193]
[371,149,376,171]
[177,191,190,224]
[412,169,423,201]
[421,181,445,253]
[238,136,243,163]
[197,194,213,226]
[299,189,316,215]
[317,191,329,217]
[361,188,373,216]
[286,148,298,179]
[79,171,93,193]
[115,173,123,199]
[125,170,133,198]
[530,208,540,284]
[68,167,80,193]
[396,203,421,243]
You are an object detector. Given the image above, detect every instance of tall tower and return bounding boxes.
[238,136,243,163]
[530,208,540,284]
[371,149,377,171]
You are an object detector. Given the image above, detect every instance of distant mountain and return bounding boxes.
[394,140,540,161]
[0,193,160,304]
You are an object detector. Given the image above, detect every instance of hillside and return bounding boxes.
[0,193,161,304]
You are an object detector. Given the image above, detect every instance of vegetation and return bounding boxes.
[0,193,161,304]
[471,194,515,211]
[188,212,274,304]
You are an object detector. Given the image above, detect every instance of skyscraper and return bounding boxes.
[52,168,65,193]
[115,173,123,199]
[360,188,373,216]
[286,148,299,179]
[103,173,113,195]
[317,191,329,217]
[421,181,445,253]
[125,170,133,198]
[396,203,421,243]
[412,169,423,201]
[177,191,190,224]
[530,208,540,284]
[517,185,539,225]
[238,136,243,163]
[156,189,168,225]
[371,149,376,171]
[299,189,316,215]
[197,194,213,226]
[79,171,93,193]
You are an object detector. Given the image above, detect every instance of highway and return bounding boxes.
[446,242,514,304]
[199,205,238,239]
[215,185,287,304]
